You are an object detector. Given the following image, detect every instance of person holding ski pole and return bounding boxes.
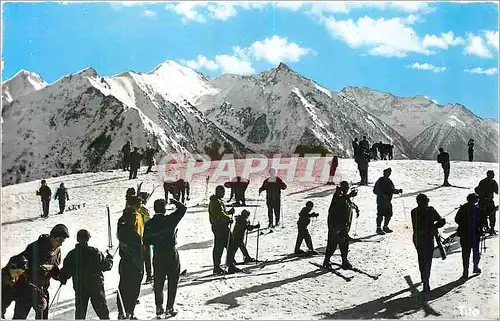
[259,168,287,228]
[209,185,235,275]
[294,201,319,255]
[143,198,186,318]
[37,180,52,218]
[373,168,403,235]
[475,170,499,235]
[227,210,260,266]
[59,229,113,319]
[410,194,446,293]
[54,183,69,214]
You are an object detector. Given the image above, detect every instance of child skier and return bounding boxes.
[227,210,260,266]
[295,201,319,255]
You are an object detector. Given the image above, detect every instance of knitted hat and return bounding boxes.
[50,224,69,238]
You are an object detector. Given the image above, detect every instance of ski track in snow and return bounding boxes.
[1,159,498,319]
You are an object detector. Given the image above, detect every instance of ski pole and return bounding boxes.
[48,283,62,312]
[117,286,126,318]
[246,199,260,247]
[107,205,113,249]
[255,222,260,263]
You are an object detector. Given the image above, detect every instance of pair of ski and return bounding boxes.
[310,261,381,281]
[192,259,273,282]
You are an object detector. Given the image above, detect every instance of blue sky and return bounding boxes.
[2,1,499,119]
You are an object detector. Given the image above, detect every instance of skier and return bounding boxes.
[121,141,131,171]
[352,138,360,158]
[208,185,236,275]
[5,224,69,319]
[258,168,287,228]
[224,176,250,206]
[377,141,384,160]
[356,151,370,186]
[128,147,142,180]
[370,144,378,160]
[1,255,28,318]
[144,146,156,174]
[323,181,358,269]
[125,187,136,207]
[327,156,338,185]
[359,136,370,154]
[388,145,394,160]
[59,229,113,319]
[455,193,488,280]
[437,147,451,186]
[54,183,69,214]
[116,196,143,319]
[468,139,474,162]
[36,180,52,218]
[226,210,260,265]
[163,179,190,203]
[137,192,153,284]
[475,170,498,235]
[373,168,403,235]
[143,198,186,318]
[294,201,319,255]
[410,194,446,293]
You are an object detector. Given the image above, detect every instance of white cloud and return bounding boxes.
[322,15,434,57]
[166,2,266,23]
[180,55,219,71]
[276,1,434,15]
[464,67,498,75]
[180,35,312,75]
[484,30,499,51]
[408,62,446,72]
[423,32,465,49]
[110,1,150,9]
[245,35,313,64]
[464,33,493,58]
[143,9,157,17]
[165,2,207,23]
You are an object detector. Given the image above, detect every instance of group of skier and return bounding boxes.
[36,181,70,218]
[120,141,158,180]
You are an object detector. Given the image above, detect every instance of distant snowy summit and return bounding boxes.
[2,60,498,186]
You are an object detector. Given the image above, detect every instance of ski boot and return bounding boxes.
[156,307,165,318]
[322,260,332,269]
[117,313,126,320]
[213,266,225,275]
[341,259,352,269]
[376,227,386,235]
[165,307,178,318]
[243,256,256,263]
[308,249,319,255]
[490,228,497,236]
[422,282,431,293]
[227,265,242,274]
[473,266,482,274]
[294,249,306,255]
[145,275,153,283]
[383,226,393,233]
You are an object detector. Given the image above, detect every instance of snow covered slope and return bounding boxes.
[198,63,418,159]
[340,87,498,162]
[1,159,498,319]
[2,62,248,186]
[1,70,48,105]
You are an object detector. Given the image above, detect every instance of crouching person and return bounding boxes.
[227,210,260,265]
[59,229,113,319]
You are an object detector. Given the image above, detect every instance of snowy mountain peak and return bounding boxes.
[73,67,98,78]
[2,69,48,105]
[276,62,292,72]
[150,60,188,75]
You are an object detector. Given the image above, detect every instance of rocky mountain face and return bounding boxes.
[2,61,497,185]
[340,86,498,162]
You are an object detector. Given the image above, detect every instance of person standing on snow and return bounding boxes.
[258,168,287,228]
[128,147,142,180]
[37,180,52,218]
[137,192,153,284]
[224,176,250,206]
[467,139,474,162]
[5,224,69,319]
[208,185,236,275]
[121,141,131,171]
[437,147,451,186]
[323,181,358,269]
[352,138,360,159]
[54,183,69,214]
[455,194,487,280]
[475,170,498,236]
[116,196,143,319]
[294,201,319,255]
[59,229,113,319]
[144,146,157,174]
[226,210,260,265]
[143,198,186,318]
[410,194,446,293]
[327,156,339,185]
[373,168,403,235]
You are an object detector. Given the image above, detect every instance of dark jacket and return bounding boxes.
[359,139,370,152]
[455,203,487,239]
[410,206,445,246]
[144,148,155,161]
[128,151,142,168]
[208,195,232,226]
[60,244,113,291]
[117,210,143,270]
[259,177,287,204]
[232,215,258,244]
[475,178,499,201]
[143,204,186,253]
[15,235,61,289]
[121,143,131,155]
[327,190,355,232]
[297,207,318,227]
[374,177,401,202]
[37,186,52,201]
[54,187,69,201]
[437,151,450,166]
